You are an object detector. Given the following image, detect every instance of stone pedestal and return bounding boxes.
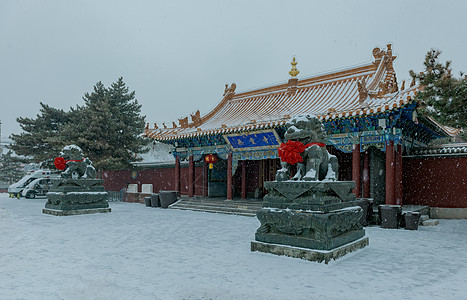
[251,237,369,264]
[262,181,359,212]
[43,178,110,216]
[255,206,365,250]
[252,181,368,262]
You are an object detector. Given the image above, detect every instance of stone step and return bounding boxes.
[169,198,262,217]
[420,214,430,222]
[171,203,261,213]
[170,202,259,214]
[192,197,263,204]
[421,219,439,226]
[177,199,262,210]
[171,206,257,217]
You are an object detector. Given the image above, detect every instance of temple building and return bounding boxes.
[129,44,461,208]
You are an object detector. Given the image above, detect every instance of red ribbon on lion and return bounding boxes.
[278,141,326,165]
[54,157,84,171]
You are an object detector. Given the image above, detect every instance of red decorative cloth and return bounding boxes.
[54,157,85,170]
[278,141,326,165]
[54,157,66,170]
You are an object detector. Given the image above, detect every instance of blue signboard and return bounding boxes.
[224,130,281,151]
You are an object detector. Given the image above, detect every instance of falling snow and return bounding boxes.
[1,194,467,299]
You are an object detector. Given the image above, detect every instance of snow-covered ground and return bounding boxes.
[1,193,466,300]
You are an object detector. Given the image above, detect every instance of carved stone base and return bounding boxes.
[255,180,368,252]
[251,237,369,264]
[44,178,109,212]
[263,181,358,212]
[255,207,365,250]
[42,207,111,216]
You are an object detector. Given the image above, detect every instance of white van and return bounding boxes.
[21,177,53,198]
[8,170,58,198]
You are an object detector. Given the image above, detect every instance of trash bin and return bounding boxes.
[404,212,421,230]
[357,198,371,226]
[150,193,160,207]
[144,196,151,207]
[159,191,178,208]
[379,205,402,229]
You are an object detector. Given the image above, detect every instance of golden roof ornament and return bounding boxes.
[288,57,300,78]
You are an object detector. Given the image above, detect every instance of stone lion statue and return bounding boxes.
[57,145,96,179]
[276,114,338,181]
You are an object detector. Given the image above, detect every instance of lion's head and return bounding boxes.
[59,145,84,161]
[283,114,326,144]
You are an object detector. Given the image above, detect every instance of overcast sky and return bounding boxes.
[1,0,466,140]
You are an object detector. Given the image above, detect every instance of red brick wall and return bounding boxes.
[102,169,131,191]
[403,156,467,208]
[102,167,175,193]
[103,165,204,196]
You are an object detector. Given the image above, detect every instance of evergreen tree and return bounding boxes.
[0,150,27,185]
[9,103,72,164]
[61,78,147,170]
[410,49,467,139]
[104,77,147,169]
[10,78,147,171]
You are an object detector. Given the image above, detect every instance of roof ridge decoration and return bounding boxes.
[191,110,202,127]
[287,57,300,95]
[288,57,300,78]
[223,83,237,99]
[195,82,237,127]
[357,44,398,107]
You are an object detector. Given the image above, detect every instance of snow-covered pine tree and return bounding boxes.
[63,78,147,171]
[11,78,147,172]
[0,150,27,185]
[105,77,147,169]
[10,103,72,164]
[410,49,467,140]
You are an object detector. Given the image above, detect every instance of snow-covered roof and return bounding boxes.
[144,44,442,141]
[131,142,175,167]
[425,116,462,137]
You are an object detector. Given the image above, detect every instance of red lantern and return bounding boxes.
[205,154,218,169]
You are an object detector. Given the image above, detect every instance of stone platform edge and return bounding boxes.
[251,236,369,264]
[430,207,467,219]
[42,207,111,216]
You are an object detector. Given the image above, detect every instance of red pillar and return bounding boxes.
[175,155,180,194]
[352,143,361,197]
[188,155,194,198]
[227,153,233,200]
[385,140,395,205]
[241,160,246,199]
[203,158,208,197]
[395,144,403,205]
[363,149,370,198]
